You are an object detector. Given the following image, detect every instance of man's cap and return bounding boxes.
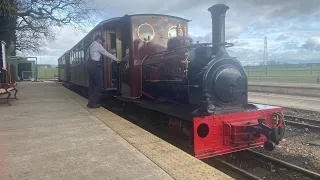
[95,34,105,42]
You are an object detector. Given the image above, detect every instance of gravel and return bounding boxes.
[221,147,315,180]
[253,126,320,174]
[244,100,320,178]
[221,110,320,179]
[283,107,320,121]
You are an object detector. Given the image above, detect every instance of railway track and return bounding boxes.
[246,150,320,180]
[211,149,320,180]
[284,114,320,131]
[210,157,262,180]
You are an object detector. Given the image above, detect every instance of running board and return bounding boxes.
[102,88,118,96]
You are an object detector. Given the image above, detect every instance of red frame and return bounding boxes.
[7,63,11,83]
[193,105,282,159]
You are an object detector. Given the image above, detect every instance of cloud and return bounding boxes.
[226,25,244,40]
[228,48,263,65]
[190,33,212,43]
[18,27,88,65]
[302,37,320,51]
[276,34,290,41]
[22,0,320,65]
[231,40,249,46]
[244,0,320,18]
[281,41,300,50]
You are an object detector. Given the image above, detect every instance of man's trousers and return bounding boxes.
[87,60,103,106]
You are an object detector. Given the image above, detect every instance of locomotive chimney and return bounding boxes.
[208,4,229,56]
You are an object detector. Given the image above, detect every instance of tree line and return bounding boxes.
[0,0,99,55]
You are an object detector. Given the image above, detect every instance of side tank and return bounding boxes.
[141,36,192,104]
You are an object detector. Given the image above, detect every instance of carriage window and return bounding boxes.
[137,23,155,42]
[168,26,182,38]
[110,33,116,49]
[81,50,84,62]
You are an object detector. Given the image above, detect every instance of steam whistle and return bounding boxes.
[176,23,181,36]
[183,27,187,36]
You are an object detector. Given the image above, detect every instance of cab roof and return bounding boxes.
[67,14,190,52]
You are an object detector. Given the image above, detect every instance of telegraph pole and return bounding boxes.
[263,36,268,76]
[263,36,268,65]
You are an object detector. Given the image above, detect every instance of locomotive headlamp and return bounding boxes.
[272,112,283,126]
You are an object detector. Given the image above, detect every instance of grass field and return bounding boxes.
[244,63,320,82]
[37,64,320,82]
[38,67,58,79]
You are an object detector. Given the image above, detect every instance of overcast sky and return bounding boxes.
[20,0,320,65]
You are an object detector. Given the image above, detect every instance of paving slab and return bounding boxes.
[249,92,320,112]
[0,82,174,180]
[248,81,320,98]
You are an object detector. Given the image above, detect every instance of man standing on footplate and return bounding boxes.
[87,35,119,108]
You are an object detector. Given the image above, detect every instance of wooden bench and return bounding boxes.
[0,83,18,106]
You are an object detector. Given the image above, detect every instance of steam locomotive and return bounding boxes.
[58,4,286,159]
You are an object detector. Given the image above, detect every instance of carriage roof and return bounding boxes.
[87,14,190,37]
[65,14,190,56]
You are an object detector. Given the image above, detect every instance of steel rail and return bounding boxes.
[285,114,320,124]
[285,120,320,131]
[284,114,320,124]
[284,114,320,131]
[212,157,262,180]
[246,150,320,180]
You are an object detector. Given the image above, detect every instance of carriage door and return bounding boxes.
[115,28,122,93]
[103,29,114,89]
[103,29,122,90]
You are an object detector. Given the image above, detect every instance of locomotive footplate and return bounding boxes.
[193,104,285,159]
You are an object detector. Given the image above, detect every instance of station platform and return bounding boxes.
[248,81,320,89]
[0,81,232,180]
[249,92,320,112]
[248,81,320,99]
